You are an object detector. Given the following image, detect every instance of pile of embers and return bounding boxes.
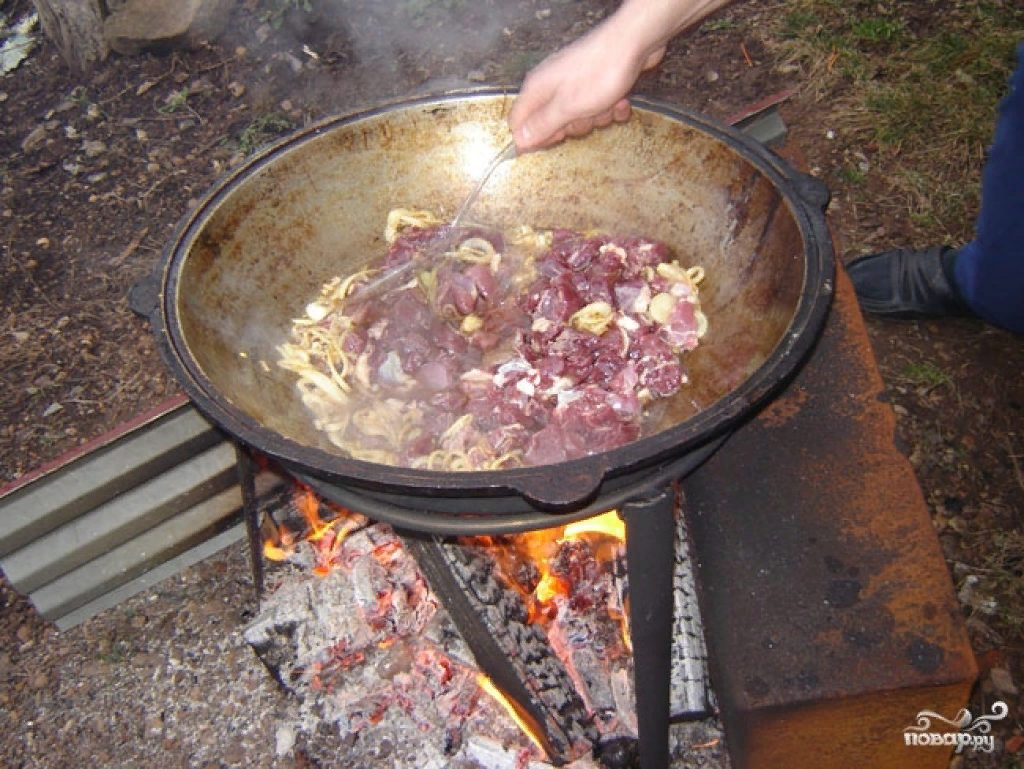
[244,487,726,769]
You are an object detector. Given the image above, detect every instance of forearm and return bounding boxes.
[610,0,737,64]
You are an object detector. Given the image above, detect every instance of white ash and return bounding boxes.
[245,523,549,769]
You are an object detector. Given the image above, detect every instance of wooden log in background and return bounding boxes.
[31,0,110,73]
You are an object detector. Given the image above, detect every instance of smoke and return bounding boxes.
[222,0,611,114]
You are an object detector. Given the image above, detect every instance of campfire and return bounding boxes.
[246,481,715,768]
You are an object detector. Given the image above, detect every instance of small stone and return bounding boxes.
[189,77,214,94]
[87,103,102,121]
[146,162,161,173]
[21,125,47,153]
[178,119,195,131]
[278,51,303,73]
[136,128,149,143]
[63,161,83,175]
[989,666,1018,696]
[235,46,246,57]
[0,92,8,102]
[275,725,295,757]
[79,660,106,677]
[144,712,163,738]
[705,70,720,83]
[43,403,63,417]
[16,625,32,643]
[83,139,107,157]
[535,8,551,19]
[87,172,108,184]
[64,125,79,139]
[467,69,486,82]
[228,81,245,98]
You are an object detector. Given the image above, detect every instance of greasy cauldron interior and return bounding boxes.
[169,93,812,461]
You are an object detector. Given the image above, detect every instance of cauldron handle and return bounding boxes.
[757,147,832,213]
[506,466,608,511]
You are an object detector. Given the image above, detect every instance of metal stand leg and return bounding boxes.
[622,487,676,769]
[235,444,264,607]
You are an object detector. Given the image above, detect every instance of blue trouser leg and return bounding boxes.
[954,43,1024,333]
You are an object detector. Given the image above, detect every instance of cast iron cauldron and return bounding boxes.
[151,89,834,516]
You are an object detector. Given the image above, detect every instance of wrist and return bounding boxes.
[609,0,722,64]
[605,2,672,70]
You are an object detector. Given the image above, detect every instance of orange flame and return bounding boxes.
[475,673,548,755]
[297,487,334,542]
[534,571,569,604]
[262,486,367,573]
[561,510,625,542]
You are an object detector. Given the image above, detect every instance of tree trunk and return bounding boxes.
[30,0,109,74]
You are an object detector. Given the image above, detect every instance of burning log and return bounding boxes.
[406,534,599,764]
[245,522,550,768]
[245,485,716,768]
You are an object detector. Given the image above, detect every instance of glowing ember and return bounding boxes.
[475,673,547,755]
[262,491,639,755]
[693,738,721,749]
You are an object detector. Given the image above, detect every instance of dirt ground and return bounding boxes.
[1,0,1022,767]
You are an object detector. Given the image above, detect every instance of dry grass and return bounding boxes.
[756,0,1024,245]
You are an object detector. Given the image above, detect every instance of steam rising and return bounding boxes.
[229,0,609,112]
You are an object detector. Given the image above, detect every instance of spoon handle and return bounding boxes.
[351,140,517,305]
[449,140,518,231]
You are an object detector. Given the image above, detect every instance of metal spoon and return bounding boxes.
[350,140,518,303]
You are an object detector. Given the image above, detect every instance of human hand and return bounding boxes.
[508,19,665,152]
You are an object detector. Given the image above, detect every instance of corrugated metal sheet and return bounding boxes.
[0,399,282,630]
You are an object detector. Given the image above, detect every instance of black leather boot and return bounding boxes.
[846,246,978,320]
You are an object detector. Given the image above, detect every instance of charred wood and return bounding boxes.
[670,494,714,719]
[405,533,599,765]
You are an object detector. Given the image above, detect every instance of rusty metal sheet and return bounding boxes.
[683,263,977,768]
